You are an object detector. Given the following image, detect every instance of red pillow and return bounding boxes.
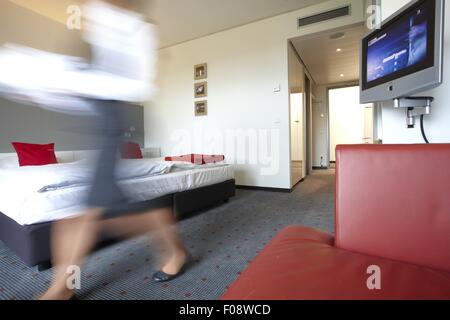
[121,142,143,159]
[164,154,225,164]
[12,142,58,167]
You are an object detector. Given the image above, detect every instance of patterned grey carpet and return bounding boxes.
[0,170,335,300]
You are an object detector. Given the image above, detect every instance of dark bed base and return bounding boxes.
[0,179,235,270]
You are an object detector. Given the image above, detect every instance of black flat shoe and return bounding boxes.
[152,253,192,283]
[152,269,184,282]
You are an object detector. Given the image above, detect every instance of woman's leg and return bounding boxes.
[101,207,187,275]
[40,208,103,300]
[41,206,187,299]
[140,207,187,276]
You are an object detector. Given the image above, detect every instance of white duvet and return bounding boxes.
[0,159,171,194]
[0,158,233,225]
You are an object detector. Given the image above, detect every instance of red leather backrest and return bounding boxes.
[335,144,450,272]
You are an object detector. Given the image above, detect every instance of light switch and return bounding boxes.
[273,85,281,93]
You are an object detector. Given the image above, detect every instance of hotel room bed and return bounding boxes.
[0,157,235,269]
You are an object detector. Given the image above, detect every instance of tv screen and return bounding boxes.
[362,0,436,91]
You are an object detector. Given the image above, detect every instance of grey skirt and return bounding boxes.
[86,100,172,219]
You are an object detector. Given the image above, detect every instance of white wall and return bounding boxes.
[381,0,450,144]
[145,0,365,188]
[381,0,412,19]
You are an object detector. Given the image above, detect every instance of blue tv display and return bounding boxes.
[366,2,430,84]
[360,0,444,103]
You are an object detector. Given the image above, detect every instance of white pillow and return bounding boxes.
[0,156,19,169]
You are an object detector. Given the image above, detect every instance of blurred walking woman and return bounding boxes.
[38,0,188,300]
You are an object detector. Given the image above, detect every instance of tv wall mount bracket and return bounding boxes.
[394,97,434,129]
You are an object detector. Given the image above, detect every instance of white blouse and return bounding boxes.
[0,0,157,113]
[75,0,158,102]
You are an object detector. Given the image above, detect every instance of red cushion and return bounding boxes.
[335,144,450,272]
[120,142,143,159]
[222,226,450,300]
[202,154,225,164]
[164,154,225,164]
[12,142,58,167]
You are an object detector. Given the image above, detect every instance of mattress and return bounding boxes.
[0,162,234,226]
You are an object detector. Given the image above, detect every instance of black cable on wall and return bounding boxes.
[420,115,430,144]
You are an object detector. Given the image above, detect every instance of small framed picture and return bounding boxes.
[195,100,208,116]
[194,63,207,80]
[194,81,207,98]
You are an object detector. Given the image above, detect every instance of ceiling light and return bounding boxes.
[340,74,344,77]
[336,48,342,52]
[330,32,345,40]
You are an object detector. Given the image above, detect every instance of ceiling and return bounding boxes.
[7,0,73,24]
[291,24,366,85]
[7,0,329,48]
[151,0,329,48]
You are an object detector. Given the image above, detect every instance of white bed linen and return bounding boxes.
[0,162,234,226]
[0,159,172,193]
[0,161,93,193]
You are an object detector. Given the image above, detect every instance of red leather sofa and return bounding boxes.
[223,144,450,300]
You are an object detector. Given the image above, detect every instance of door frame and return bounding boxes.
[304,74,313,176]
